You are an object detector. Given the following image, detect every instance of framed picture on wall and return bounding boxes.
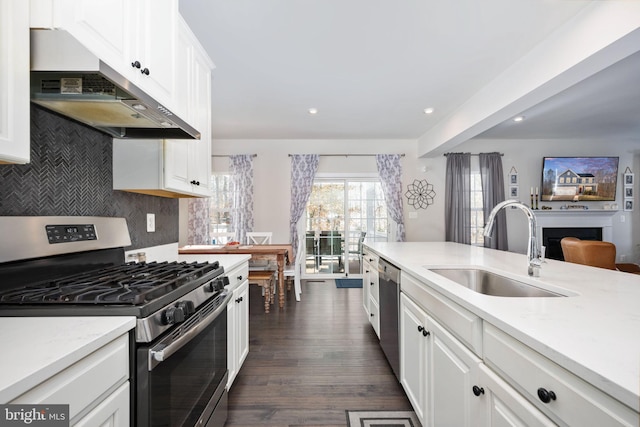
[624,199,633,211]
[624,172,634,186]
[510,173,518,185]
[625,187,634,198]
[510,186,519,198]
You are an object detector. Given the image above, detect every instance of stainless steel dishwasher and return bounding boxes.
[378,257,401,380]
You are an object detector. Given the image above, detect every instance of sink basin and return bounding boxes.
[429,268,565,297]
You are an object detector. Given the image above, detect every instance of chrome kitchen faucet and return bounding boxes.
[484,200,542,277]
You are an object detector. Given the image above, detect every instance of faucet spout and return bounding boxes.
[483,200,541,277]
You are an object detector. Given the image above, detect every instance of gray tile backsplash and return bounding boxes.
[0,106,178,250]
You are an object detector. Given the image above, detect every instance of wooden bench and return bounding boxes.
[248,270,276,313]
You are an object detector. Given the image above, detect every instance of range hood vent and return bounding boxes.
[30,30,200,140]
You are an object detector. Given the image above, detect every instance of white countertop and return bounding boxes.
[0,316,136,403]
[365,242,640,412]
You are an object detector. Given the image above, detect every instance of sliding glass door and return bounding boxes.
[304,178,388,278]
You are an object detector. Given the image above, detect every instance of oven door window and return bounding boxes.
[142,307,227,427]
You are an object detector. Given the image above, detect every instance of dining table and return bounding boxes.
[178,244,293,309]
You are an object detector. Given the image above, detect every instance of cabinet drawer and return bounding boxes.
[484,323,637,427]
[226,263,249,290]
[401,271,482,356]
[11,334,129,422]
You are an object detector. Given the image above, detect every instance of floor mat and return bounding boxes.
[345,410,420,426]
[335,278,363,288]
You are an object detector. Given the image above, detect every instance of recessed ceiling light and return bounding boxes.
[308,108,318,115]
[423,107,435,115]
[513,115,525,122]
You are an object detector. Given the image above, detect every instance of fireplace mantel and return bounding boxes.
[534,209,617,242]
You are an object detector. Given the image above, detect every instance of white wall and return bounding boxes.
[455,138,639,263]
[193,139,447,244]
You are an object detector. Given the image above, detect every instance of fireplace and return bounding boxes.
[543,227,603,261]
[534,209,617,261]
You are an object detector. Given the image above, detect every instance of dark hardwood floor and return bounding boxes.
[226,279,413,426]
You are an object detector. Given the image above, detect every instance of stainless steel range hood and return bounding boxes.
[30,30,200,140]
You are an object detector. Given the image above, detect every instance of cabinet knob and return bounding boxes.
[417,325,423,332]
[141,67,150,76]
[370,282,374,286]
[472,385,485,396]
[235,296,243,303]
[422,329,430,337]
[370,313,374,317]
[131,60,141,69]
[537,388,556,403]
[237,275,243,281]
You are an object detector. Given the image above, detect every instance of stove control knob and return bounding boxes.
[206,276,230,292]
[176,300,195,317]
[162,306,185,325]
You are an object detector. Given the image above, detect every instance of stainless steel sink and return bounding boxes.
[429,268,565,297]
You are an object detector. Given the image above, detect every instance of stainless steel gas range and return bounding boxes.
[0,216,231,427]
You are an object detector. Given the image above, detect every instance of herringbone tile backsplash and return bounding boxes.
[0,106,178,249]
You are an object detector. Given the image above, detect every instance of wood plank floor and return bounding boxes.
[226,279,413,427]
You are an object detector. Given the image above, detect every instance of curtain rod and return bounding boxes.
[287,154,405,157]
[443,152,503,157]
[211,154,257,158]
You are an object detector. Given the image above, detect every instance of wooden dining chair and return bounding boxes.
[246,232,273,245]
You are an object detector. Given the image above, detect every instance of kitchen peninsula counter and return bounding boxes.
[364,241,640,412]
[0,316,136,403]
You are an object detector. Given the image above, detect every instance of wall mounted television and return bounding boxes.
[541,157,619,202]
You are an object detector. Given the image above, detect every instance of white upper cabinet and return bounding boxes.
[39,0,177,111]
[0,0,30,164]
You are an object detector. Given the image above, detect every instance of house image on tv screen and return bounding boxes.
[541,157,619,202]
[555,169,598,196]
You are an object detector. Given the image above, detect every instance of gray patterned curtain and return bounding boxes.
[376,154,406,242]
[445,153,471,244]
[290,155,319,261]
[230,155,254,244]
[479,152,508,250]
[187,197,210,244]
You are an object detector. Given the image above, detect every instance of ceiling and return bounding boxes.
[179,0,640,149]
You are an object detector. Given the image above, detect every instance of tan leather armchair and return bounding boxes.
[560,237,640,273]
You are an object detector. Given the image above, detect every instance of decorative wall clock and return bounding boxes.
[405,179,435,209]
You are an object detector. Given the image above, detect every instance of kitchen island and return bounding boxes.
[365,241,639,426]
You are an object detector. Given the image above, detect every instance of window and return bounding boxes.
[470,161,484,246]
[209,174,233,233]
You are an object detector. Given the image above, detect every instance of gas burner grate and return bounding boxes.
[0,261,221,305]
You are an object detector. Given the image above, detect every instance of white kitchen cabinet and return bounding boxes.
[167,17,214,194]
[0,0,30,164]
[483,323,638,427]
[40,0,176,110]
[362,250,380,337]
[10,333,130,426]
[73,382,129,427]
[400,292,483,427]
[476,364,556,427]
[400,293,427,421]
[113,17,213,199]
[113,138,211,198]
[227,263,249,389]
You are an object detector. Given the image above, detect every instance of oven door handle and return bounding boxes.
[148,292,232,370]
